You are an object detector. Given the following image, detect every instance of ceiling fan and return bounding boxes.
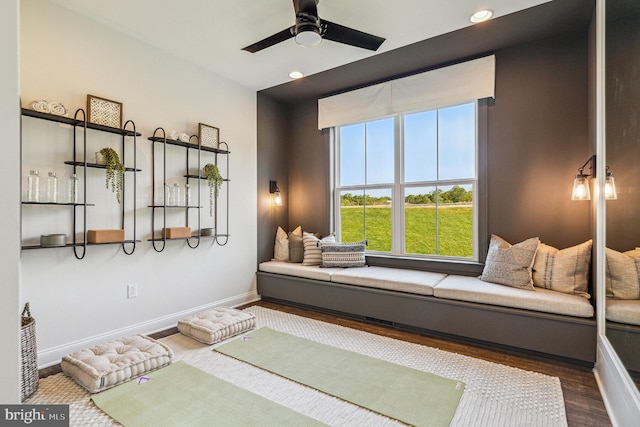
[242,0,385,53]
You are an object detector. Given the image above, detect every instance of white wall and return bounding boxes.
[0,0,22,403]
[20,0,257,366]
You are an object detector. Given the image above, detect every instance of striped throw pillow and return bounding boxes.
[321,242,366,268]
[302,232,336,266]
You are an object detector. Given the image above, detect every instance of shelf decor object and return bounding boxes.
[87,94,122,128]
[199,123,219,149]
[98,147,126,204]
[203,163,223,217]
[87,229,125,244]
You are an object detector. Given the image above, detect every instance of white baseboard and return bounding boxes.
[37,291,260,368]
[594,335,640,427]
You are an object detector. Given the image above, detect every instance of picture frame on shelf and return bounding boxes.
[87,94,122,128]
[198,123,219,149]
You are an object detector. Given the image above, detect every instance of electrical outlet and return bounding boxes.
[127,283,138,299]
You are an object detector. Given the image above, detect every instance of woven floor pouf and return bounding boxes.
[61,335,173,393]
[178,306,256,345]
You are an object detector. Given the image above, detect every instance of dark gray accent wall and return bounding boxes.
[286,100,332,234]
[257,93,290,263]
[487,32,591,248]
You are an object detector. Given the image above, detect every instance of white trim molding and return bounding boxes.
[594,336,640,426]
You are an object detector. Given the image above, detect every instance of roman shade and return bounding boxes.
[318,55,495,129]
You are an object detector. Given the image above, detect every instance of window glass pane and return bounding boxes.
[437,184,473,257]
[405,186,437,255]
[340,190,365,243]
[438,103,476,180]
[404,111,437,182]
[339,124,365,186]
[364,188,392,252]
[365,118,395,185]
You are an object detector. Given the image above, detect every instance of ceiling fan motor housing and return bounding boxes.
[295,12,322,46]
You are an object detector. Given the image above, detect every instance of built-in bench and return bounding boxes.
[257,261,597,364]
[606,300,640,372]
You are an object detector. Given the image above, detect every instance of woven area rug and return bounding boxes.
[26,306,568,426]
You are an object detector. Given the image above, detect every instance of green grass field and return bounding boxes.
[341,205,473,257]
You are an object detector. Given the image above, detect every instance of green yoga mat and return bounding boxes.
[215,327,465,427]
[91,361,325,427]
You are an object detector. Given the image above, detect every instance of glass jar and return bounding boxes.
[164,183,171,206]
[67,173,78,204]
[27,170,40,202]
[46,172,58,203]
[172,183,182,206]
[184,184,191,206]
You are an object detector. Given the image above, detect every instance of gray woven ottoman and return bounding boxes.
[178,306,256,345]
[61,335,173,393]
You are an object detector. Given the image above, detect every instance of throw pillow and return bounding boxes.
[321,242,366,268]
[532,240,592,299]
[479,234,539,290]
[273,226,302,262]
[605,247,640,300]
[302,232,336,266]
[289,236,304,264]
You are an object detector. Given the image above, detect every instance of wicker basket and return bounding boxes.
[20,303,38,401]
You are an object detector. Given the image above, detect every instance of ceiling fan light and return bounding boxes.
[295,28,322,47]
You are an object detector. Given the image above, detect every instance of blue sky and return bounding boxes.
[339,102,476,188]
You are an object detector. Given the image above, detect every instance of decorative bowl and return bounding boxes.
[40,234,67,247]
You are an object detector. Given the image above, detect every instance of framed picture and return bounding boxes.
[87,94,122,128]
[199,123,220,149]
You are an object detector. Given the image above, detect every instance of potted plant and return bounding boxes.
[98,147,125,204]
[203,163,223,217]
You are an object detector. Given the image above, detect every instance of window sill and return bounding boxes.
[364,253,483,277]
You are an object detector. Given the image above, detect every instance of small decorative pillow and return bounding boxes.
[288,228,304,263]
[321,242,366,268]
[302,232,336,266]
[479,234,539,290]
[532,240,592,298]
[605,247,640,299]
[273,226,302,262]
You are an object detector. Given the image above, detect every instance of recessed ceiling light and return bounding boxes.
[470,9,493,23]
[289,71,304,79]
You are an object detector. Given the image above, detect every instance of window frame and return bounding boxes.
[333,100,481,262]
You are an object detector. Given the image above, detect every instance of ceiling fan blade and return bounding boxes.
[242,27,294,53]
[321,20,385,51]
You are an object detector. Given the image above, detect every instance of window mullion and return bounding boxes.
[394,114,404,255]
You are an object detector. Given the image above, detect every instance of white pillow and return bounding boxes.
[532,240,592,298]
[273,226,302,262]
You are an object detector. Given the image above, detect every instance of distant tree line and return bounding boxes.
[341,185,472,206]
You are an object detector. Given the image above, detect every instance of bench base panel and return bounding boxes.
[257,271,597,364]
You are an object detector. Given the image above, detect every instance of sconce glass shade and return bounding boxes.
[273,190,282,206]
[605,172,617,200]
[571,174,591,200]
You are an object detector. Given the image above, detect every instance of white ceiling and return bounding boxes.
[49,0,551,91]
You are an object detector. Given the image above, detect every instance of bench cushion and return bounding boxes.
[259,261,343,281]
[606,299,640,326]
[61,335,173,393]
[178,307,256,345]
[434,275,594,318]
[331,266,446,296]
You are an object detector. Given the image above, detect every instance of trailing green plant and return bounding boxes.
[203,163,223,217]
[99,147,125,204]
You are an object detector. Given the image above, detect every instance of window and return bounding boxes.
[334,101,478,260]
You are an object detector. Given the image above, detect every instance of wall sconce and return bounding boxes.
[570,155,617,200]
[269,180,282,206]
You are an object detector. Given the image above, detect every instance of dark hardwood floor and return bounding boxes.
[252,300,612,427]
[40,300,611,426]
